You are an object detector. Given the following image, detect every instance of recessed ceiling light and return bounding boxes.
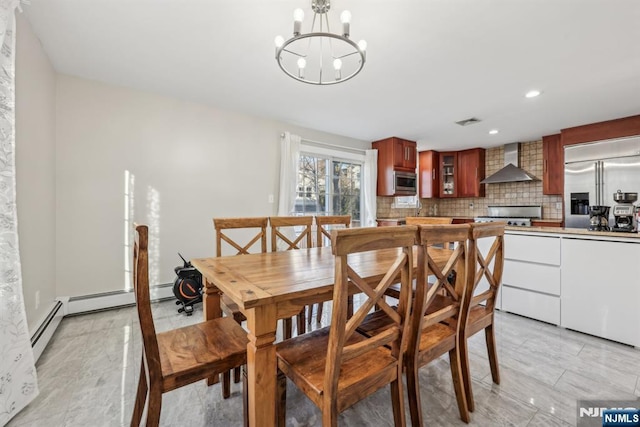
[525,90,541,98]
[489,129,499,135]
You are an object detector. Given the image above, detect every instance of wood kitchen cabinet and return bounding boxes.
[457,148,485,198]
[372,137,417,196]
[437,148,485,198]
[439,152,457,197]
[418,150,439,198]
[542,134,563,195]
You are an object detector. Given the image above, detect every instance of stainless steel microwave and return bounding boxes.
[394,171,417,195]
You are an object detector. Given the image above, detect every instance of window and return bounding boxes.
[296,152,363,226]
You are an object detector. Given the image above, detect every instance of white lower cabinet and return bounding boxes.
[500,234,561,324]
[561,238,640,347]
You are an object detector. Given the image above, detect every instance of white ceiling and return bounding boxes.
[24,0,640,151]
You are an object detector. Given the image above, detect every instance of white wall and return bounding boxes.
[55,75,368,297]
[15,14,57,334]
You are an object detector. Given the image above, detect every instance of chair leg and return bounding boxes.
[405,355,423,427]
[297,308,306,335]
[283,318,292,340]
[276,370,287,427]
[234,366,241,384]
[131,359,147,427]
[307,304,314,324]
[449,348,470,423]
[485,324,500,385]
[389,367,406,427]
[242,365,249,427]
[316,302,323,324]
[222,370,231,399]
[347,295,354,318]
[458,333,474,413]
[145,388,162,427]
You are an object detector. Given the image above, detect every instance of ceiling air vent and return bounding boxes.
[455,117,482,127]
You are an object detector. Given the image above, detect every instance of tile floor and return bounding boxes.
[8,300,640,427]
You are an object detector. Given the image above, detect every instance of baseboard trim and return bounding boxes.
[66,283,173,315]
[31,300,64,362]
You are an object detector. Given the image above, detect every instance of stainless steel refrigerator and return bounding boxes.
[564,135,640,229]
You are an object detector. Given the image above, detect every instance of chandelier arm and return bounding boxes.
[334,50,362,60]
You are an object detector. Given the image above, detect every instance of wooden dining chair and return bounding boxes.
[131,224,248,427]
[308,215,351,324]
[213,217,267,388]
[270,216,313,338]
[357,224,473,425]
[457,222,505,412]
[276,226,417,427]
[385,217,455,300]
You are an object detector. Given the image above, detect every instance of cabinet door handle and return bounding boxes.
[476,167,478,178]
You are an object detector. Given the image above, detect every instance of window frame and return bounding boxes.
[296,142,365,225]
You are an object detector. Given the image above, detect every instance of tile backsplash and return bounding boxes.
[377,140,563,220]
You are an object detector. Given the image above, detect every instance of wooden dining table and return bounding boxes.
[191,245,453,427]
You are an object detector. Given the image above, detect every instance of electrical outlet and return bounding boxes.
[556,202,562,210]
[469,203,474,209]
[268,194,274,204]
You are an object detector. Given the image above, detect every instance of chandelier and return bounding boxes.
[274,0,367,85]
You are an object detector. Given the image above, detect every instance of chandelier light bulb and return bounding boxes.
[274,35,284,48]
[297,58,307,69]
[333,58,342,70]
[293,8,304,22]
[358,40,367,51]
[293,8,304,35]
[340,10,352,37]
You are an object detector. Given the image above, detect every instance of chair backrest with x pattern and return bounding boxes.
[314,215,351,248]
[325,226,417,400]
[270,216,313,251]
[463,222,505,314]
[409,224,471,341]
[213,217,268,257]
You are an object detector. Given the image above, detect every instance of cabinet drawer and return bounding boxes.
[503,260,560,295]
[505,234,560,265]
[501,286,560,325]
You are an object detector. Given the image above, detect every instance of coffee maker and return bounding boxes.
[611,190,638,232]
[588,205,610,231]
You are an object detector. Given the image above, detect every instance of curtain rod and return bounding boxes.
[280,133,367,155]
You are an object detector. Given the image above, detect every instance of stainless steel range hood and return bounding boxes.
[480,143,538,184]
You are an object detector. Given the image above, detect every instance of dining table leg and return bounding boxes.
[245,305,278,427]
[203,277,222,386]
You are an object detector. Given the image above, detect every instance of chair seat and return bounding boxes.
[158,317,248,392]
[276,327,398,412]
[356,306,398,337]
[465,305,493,336]
[221,294,247,322]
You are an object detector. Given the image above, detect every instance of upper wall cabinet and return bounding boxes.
[457,148,486,198]
[418,147,485,198]
[542,134,563,195]
[418,150,439,198]
[372,137,417,196]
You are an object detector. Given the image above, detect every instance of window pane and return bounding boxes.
[297,153,362,221]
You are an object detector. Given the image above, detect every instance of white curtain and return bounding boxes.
[0,1,39,425]
[277,132,301,216]
[362,149,378,227]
